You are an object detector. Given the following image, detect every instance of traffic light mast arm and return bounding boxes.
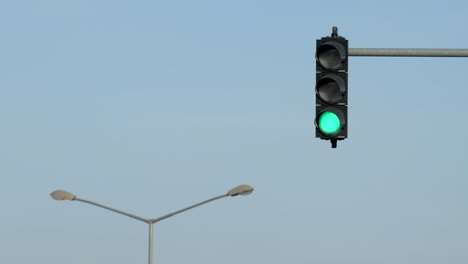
[349,48,468,57]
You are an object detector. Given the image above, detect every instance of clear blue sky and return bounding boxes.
[1,1,468,264]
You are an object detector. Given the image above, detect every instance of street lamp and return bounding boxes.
[50,184,254,264]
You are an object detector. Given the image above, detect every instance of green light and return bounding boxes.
[318,111,341,135]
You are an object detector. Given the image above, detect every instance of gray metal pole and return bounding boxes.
[149,223,154,264]
[349,48,468,57]
[149,194,228,223]
[75,198,149,223]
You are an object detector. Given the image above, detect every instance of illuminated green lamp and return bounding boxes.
[317,111,341,135]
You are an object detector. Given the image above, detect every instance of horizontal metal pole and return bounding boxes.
[349,48,468,57]
[76,198,150,223]
[149,194,228,223]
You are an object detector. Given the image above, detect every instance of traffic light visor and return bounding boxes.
[316,41,347,71]
[315,106,346,137]
[316,74,346,104]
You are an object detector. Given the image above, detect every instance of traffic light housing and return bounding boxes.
[315,27,348,148]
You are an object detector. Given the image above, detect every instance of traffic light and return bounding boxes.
[315,27,348,148]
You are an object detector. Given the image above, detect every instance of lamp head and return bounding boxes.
[227,185,254,196]
[50,190,76,201]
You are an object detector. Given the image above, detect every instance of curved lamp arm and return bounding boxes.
[149,194,228,223]
[149,184,254,223]
[75,198,149,223]
[50,190,149,223]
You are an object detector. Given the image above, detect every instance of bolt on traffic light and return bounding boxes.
[315,27,348,148]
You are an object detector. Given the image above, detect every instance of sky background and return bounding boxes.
[1,1,468,264]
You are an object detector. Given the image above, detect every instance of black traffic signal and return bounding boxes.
[315,27,348,148]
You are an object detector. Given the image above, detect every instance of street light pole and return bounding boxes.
[149,223,153,264]
[50,184,254,264]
